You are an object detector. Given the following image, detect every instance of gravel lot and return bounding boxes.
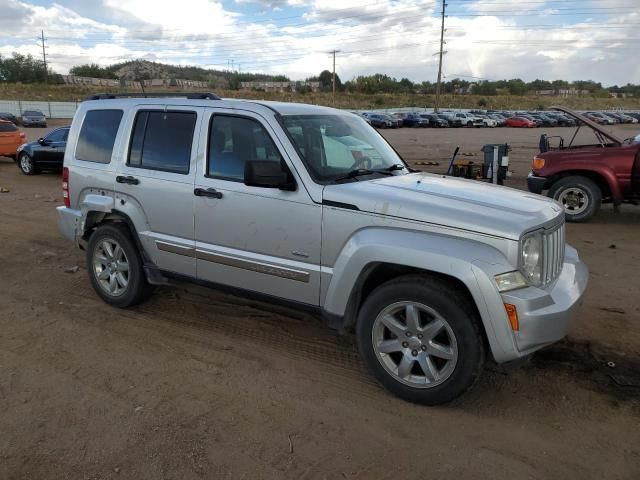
[1,121,639,479]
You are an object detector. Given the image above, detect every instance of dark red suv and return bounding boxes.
[527,107,640,222]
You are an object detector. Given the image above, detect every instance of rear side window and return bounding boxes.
[0,123,17,132]
[128,111,196,174]
[76,110,123,164]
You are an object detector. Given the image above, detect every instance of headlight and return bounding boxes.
[520,231,543,286]
[495,271,528,292]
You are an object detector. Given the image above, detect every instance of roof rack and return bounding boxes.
[84,92,221,101]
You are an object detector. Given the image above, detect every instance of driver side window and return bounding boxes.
[208,115,283,181]
[46,128,68,143]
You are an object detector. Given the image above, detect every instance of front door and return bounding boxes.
[115,105,203,277]
[42,127,68,164]
[194,108,322,305]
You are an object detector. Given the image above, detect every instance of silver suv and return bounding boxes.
[57,93,588,405]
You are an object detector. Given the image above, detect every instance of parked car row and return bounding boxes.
[0,110,48,127]
[355,109,592,129]
[582,111,639,125]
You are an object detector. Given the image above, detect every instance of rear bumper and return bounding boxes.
[527,173,547,194]
[56,206,82,244]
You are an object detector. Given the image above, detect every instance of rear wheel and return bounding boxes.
[86,223,154,307]
[548,175,601,222]
[356,276,485,405]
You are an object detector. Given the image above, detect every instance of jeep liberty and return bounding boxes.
[57,93,588,404]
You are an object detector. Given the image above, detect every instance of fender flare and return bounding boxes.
[322,228,517,362]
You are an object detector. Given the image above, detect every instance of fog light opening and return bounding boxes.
[504,303,519,331]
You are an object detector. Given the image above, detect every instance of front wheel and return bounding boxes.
[356,276,485,405]
[18,153,36,175]
[548,176,601,222]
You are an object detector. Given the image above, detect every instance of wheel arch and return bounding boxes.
[546,169,617,203]
[341,262,490,352]
[81,209,150,262]
[322,228,518,362]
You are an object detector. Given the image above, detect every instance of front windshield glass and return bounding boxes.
[282,114,406,182]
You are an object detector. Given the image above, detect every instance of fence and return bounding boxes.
[0,100,79,119]
[0,99,465,120]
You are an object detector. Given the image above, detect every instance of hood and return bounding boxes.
[322,172,563,240]
[551,106,622,144]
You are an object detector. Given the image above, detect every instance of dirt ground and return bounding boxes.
[0,122,639,479]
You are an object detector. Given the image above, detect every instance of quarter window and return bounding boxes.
[75,109,123,164]
[208,115,283,181]
[128,111,196,174]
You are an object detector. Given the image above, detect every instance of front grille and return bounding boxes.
[543,222,565,286]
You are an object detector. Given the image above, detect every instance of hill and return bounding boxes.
[2,82,640,111]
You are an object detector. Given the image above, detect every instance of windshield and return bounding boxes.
[282,113,406,182]
[24,111,43,116]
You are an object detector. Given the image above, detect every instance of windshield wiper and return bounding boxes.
[383,163,407,172]
[333,168,396,182]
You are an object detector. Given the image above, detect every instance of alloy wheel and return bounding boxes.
[19,154,32,174]
[372,301,458,388]
[93,238,130,297]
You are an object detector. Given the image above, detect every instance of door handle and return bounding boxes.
[116,175,140,185]
[194,187,223,199]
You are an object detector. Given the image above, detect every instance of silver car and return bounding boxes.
[57,94,588,405]
[21,110,47,127]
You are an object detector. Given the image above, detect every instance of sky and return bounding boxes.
[0,0,638,86]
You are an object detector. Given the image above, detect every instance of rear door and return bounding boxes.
[115,105,203,278]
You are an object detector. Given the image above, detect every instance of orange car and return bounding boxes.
[0,120,26,160]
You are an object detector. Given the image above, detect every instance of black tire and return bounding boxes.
[466,121,473,127]
[18,152,37,175]
[548,175,601,223]
[86,223,154,308]
[356,275,485,405]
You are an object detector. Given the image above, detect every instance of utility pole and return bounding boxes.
[329,49,341,98]
[434,0,446,113]
[39,30,48,83]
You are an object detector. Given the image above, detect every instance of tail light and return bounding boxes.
[19,132,26,140]
[62,167,70,207]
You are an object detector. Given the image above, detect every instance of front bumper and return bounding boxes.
[500,245,588,356]
[527,172,547,194]
[56,206,82,244]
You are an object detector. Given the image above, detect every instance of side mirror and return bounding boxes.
[244,160,296,191]
[38,137,45,144]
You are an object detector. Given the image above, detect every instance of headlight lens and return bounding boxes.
[521,232,543,286]
[495,271,528,292]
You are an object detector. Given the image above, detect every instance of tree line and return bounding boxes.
[1,53,638,98]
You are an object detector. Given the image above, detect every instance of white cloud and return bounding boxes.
[0,0,638,85]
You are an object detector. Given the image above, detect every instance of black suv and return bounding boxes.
[16,126,70,175]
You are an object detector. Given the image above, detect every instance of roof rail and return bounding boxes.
[84,92,221,101]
